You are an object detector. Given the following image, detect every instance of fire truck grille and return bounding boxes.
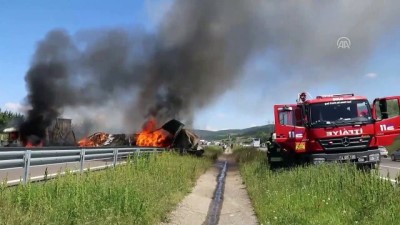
[319,136,371,152]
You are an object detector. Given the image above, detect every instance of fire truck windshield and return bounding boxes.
[308,100,373,127]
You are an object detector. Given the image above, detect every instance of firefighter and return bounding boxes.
[267,132,280,150]
[299,92,307,102]
[266,133,274,150]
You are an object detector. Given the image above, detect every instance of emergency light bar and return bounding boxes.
[316,93,354,99]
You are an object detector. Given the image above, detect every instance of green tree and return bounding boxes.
[0,109,24,130]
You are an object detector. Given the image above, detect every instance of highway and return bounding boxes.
[0,146,160,186]
[0,150,399,186]
[0,158,121,185]
[379,157,400,182]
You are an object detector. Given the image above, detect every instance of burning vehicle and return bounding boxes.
[151,119,204,156]
[78,132,129,147]
[1,113,202,157]
[1,118,76,147]
[78,119,204,156]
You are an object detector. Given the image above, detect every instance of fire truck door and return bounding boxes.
[373,96,400,146]
[274,105,305,151]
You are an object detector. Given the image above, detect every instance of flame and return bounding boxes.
[136,118,172,147]
[78,137,96,147]
[25,140,43,147]
[78,132,109,147]
[136,129,171,147]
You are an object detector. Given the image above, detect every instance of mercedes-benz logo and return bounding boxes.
[342,137,350,147]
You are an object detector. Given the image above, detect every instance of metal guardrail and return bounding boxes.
[0,147,165,185]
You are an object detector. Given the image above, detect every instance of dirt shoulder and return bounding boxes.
[160,148,258,225]
[218,152,258,225]
[160,163,219,225]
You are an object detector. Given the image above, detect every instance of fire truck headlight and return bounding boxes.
[368,154,380,162]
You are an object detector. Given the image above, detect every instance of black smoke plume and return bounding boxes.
[20,0,400,139]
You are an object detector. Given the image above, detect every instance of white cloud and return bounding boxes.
[365,73,377,78]
[3,102,31,114]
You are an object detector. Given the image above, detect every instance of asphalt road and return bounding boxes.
[379,157,400,181]
[1,151,399,185]
[0,158,120,185]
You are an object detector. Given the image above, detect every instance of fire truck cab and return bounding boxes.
[268,92,400,169]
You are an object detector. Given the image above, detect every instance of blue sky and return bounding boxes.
[1,1,400,131]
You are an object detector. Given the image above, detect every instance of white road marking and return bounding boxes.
[379,165,400,170]
[379,176,397,184]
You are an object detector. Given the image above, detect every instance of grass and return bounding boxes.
[232,147,265,164]
[203,146,223,160]
[235,147,400,225]
[0,152,215,225]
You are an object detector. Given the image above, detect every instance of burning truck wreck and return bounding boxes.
[78,119,204,156]
[1,118,77,147]
[3,115,204,157]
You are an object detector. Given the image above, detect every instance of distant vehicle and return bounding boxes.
[252,138,261,148]
[0,127,22,147]
[391,149,400,161]
[378,146,388,158]
[0,118,76,147]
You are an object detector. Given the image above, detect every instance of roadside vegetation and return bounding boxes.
[0,152,216,225]
[203,145,223,160]
[0,109,23,129]
[234,147,400,225]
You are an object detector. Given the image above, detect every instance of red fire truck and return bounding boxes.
[268,92,400,169]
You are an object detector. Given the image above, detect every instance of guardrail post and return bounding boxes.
[131,148,139,161]
[113,149,118,167]
[80,148,85,174]
[23,150,31,185]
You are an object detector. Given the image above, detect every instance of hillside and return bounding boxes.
[194,124,275,141]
